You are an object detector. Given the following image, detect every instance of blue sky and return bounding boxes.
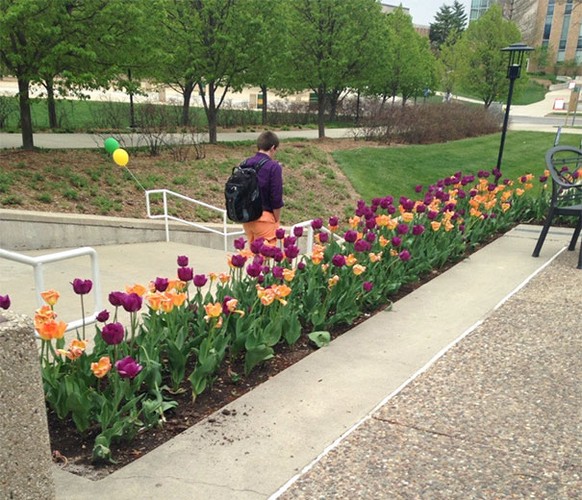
[402,0,472,26]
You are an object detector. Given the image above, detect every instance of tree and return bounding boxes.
[429,0,467,51]
[0,0,160,148]
[158,0,266,143]
[284,0,383,138]
[0,0,64,149]
[455,5,521,108]
[370,8,436,106]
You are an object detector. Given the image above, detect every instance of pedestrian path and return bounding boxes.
[43,224,580,499]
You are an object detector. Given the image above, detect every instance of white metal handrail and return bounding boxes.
[291,220,343,255]
[145,189,243,251]
[0,247,102,334]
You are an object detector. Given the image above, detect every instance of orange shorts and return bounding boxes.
[242,211,279,245]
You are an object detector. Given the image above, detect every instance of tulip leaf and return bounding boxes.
[244,344,274,375]
[308,331,330,348]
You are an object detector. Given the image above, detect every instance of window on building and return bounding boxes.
[543,0,555,46]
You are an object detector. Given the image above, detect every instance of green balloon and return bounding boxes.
[104,137,120,154]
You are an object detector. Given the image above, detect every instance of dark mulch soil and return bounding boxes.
[48,232,506,480]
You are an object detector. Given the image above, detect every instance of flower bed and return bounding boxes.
[0,167,554,463]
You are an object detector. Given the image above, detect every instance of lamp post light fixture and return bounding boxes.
[496,42,534,175]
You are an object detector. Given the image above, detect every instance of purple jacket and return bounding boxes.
[245,152,284,212]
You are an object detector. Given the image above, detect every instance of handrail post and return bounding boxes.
[223,211,228,252]
[163,190,170,242]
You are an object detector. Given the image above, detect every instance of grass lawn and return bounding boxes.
[333,131,582,201]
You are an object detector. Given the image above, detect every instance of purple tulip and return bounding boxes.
[284,236,297,248]
[231,254,247,268]
[257,274,265,284]
[318,232,329,243]
[275,228,286,240]
[177,255,189,267]
[272,266,284,279]
[96,309,110,323]
[115,356,143,379]
[311,218,323,230]
[427,210,438,220]
[108,291,125,307]
[329,216,339,227]
[273,248,285,262]
[415,185,423,193]
[416,203,426,213]
[101,322,125,345]
[177,266,194,282]
[122,293,142,313]
[412,225,425,236]
[332,254,346,267]
[222,295,234,314]
[344,230,358,243]
[365,232,376,243]
[363,281,374,293]
[391,236,402,247]
[193,274,208,287]
[285,245,300,259]
[71,278,92,295]
[354,239,371,253]
[293,226,304,237]
[250,238,265,254]
[399,249,411,261]
[298,262,306,271]
[154,277,169,292]
[253,255,264,265]
[397,223,409,235]
[246,263,262,277]
[233,237,246,250]
[0,294,10,310]
[380,197,392,209]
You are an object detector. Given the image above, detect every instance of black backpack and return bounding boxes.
[225,158,268,223]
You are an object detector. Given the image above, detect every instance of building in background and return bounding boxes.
[379,2,410,16]
[470,1,582,72]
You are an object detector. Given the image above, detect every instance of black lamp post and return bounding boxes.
[496,42,534,174]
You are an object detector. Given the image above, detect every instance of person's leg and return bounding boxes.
[243,212,278,245]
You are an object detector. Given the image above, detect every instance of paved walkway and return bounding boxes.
[25,224,576,499]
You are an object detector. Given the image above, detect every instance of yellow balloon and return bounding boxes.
[112,148,129,167]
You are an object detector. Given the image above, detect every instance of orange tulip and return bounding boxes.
[36,319,67,341]
[352,264,366,276]
[57,339,88,360]
[282,268,296,282]
[345,254,357,267]
[431,221,442,231]
[126,283,147,296]
[34,305,56,330]
[91,356,112,378]
[40,289,60,307]
[204,302,222,321]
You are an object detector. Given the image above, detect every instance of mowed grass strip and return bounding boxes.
[333,131,581,201]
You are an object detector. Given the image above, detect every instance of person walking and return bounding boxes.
[242,131,284,245]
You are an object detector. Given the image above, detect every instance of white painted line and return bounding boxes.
[269,246,566,499]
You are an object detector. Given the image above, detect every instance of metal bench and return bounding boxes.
[533,145,582,268]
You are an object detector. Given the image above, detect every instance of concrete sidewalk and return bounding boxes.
[40,224,580,499]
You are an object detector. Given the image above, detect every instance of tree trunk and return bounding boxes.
[355,90,361,124]
[46,78,58,130]
[261,84,268,125]
[181,81,195,126]
[207,84,218,144]
[329,90,340,122]
[128,68,136,128]
[18,78,34,150]
[317,85,326,139]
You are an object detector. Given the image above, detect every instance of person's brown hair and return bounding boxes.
[257,131,279,151]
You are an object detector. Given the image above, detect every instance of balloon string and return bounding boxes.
[124,167,146,191]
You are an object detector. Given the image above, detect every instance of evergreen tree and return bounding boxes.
[429,1,467,51]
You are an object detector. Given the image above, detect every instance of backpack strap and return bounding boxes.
[239,157,269,173]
